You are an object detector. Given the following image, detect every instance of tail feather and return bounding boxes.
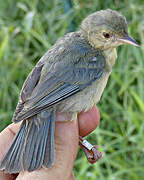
[43,111,55,168]
[0,110,55,174]
[26,115,50,171]
[0,121,26,173]
[22,118,37,170]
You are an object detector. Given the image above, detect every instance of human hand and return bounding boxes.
[0,105,100,180]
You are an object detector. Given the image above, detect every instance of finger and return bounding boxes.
[78,105,100,137]
[0,122,21,160]
[0,171,16,180]
[0,124,20,180]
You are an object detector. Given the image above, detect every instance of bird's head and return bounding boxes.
[81,9,139,50]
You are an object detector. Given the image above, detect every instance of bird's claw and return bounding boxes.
[79,136,102,164]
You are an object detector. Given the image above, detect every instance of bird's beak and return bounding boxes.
[118,34,140,47]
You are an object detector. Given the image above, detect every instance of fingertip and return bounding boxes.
[7,122,21,135]
[78,106,100,137]
[0,122,21,159]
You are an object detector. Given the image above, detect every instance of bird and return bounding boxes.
[0,9,139,174]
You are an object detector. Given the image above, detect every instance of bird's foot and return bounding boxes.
[79,136,102,164]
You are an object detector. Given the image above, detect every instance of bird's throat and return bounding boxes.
[103,48,117,72]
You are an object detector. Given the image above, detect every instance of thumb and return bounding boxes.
[54,116,79,174]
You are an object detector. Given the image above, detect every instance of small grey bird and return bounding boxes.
[0,9,139,173]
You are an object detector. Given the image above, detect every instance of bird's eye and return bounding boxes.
[103,32,110,39]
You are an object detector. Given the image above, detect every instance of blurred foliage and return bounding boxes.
[0,0,144,179]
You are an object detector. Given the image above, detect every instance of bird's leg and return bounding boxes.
[79,136,102,164]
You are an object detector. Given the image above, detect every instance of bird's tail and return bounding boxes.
[0,110,55,174]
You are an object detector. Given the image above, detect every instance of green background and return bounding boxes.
[0,0,144,179]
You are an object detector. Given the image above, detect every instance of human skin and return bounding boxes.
[0,105,100,180]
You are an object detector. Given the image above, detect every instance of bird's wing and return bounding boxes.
[13,43,105,122]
